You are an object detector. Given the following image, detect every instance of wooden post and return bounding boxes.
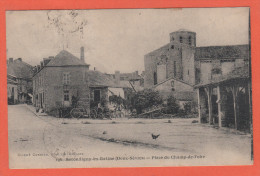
[217,85,222,127]
[231,85,239,130]
[204,87,213,125]
[247,80,253,160]
[197,88,201,123]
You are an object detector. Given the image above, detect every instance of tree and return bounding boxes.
[166,95,180,114]
[130,89,163,114]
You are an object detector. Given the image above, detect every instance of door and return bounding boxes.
[94,90,101,102]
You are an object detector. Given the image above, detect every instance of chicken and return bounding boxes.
[103,131,107,135]
[151,133,160,140]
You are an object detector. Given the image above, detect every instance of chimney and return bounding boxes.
[37,65,40,72]
[40,61,44,69]
[17,58,22,61]
[9,58,13,63]
[33,66,37,74]
[80,46,85,63]
[115,71,120,85]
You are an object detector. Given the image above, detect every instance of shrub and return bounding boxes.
[166,96,180,114]
[183,102,192,114]
[130,89,163,114]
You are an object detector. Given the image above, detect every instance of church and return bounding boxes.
[144,29,249,109]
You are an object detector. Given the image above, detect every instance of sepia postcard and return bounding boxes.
[6,7,253,169]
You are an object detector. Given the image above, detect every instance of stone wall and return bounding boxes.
[182,45,196,85]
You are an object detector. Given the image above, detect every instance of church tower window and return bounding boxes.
[179,36,183,43]
[188,36,192,45]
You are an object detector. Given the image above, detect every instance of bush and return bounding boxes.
[109,95,125,107]
[183,102,192,114]
[130,89,163,114]
[166,96,180,114]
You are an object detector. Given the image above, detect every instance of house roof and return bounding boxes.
[7,59,33,79]
[7,79,18,84]
[46,50,89,67]
[86,70,116,88]
[119,72,142,80]
[118,80,144,91]
[195,65,250,88]
[86,70,144,90]
[195,45,249,60]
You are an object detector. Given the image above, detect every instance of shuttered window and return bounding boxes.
[63,72,71,85]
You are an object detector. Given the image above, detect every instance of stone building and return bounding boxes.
[32,48,140,114]
[7,58,33,104]
[87,70,131,108]
[144,29,249,108]
[7,74,18,104]
[107,71,144,91]
[33,49,90,112]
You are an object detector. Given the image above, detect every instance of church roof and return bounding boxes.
[47,50,89,67]
[195,45,249,60]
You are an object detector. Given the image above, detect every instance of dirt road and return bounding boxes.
[8,105,253,168]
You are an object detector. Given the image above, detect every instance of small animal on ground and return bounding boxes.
[103,131,107,134]
[151,133,160,140]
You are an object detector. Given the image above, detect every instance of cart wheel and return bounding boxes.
[97,112,103,119]
[97,108,103,119]
[90,109,97,119]
[70,108,83,119]
[103,110,111,119]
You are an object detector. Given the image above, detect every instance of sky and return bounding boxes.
[6,7,249,74]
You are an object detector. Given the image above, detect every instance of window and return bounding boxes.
[188,70,189,75]
[174,61,177,77]
[171,81,175,91]
[171,80,174,87]
[188,36,192,45]
[64,90,69,101]
[94,90,101,102]
[172,37,174,41]
[179,36,183,43]
[153,72,157,85]
[171,45,174,49]
[63,72,71,85]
